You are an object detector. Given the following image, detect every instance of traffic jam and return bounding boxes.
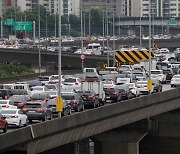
[0,47,180,133]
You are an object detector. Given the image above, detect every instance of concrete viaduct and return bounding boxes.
[1,88,180,154]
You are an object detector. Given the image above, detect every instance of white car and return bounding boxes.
[125,83,140,97]
[136,81,154,95]
[171,75,180,87]
[31,86,49,95]
[1,109,28,127]
[150,70,166,83]
[62,77,81,90]
[0,100,17,109]
[102,80,115,89]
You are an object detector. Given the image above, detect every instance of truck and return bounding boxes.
[10,82,31,97]
[139,58,157,73]
[81,81,105,105]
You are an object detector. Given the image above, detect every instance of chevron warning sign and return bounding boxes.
[115,50,154,64]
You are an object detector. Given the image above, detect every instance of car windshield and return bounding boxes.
[133,73,143,76]
[0,101,8,104]
[1,110,16,114]
[64,78,76,82]
[24,104,41,108]
[32,87,43,91]
[62,95,75,100]
[151,71,162,74]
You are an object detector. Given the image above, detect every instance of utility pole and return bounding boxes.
[38,1,41,76]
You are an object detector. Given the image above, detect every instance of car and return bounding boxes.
[102,80,115,89]
[152,78,163,92]
[30,93,51,102]
[125,83,140,97]
[22,101,53,122]
[133,72,147,81]
[37,76,50,85]
[136,81,154,95]
[171,75,180,87]
[77,90,100,108]
[0,100,17,109]
[0,112,8,133]
[151,70,166,83]
[27,80,43,88]
[47,99,71,117]
[45,91,58,99]
[163,69,174,81]
[45,84,58,91]
[62,77,81,90]
[104,87,122,103]
[0,89,12,99]
[1,109,28,127]
[115,84,133,100]
[61,93,84,112]
[8,95,28,109]
[30,86,49,95]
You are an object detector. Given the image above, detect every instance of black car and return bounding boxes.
[62,93,84,112]
[152,78,163,92]
[22,101,52,122]
[0,89,12,99]
[47,99,71,117]
[116,84,133,100]
[163,69,173,81]
[77,90,99,108]
[104,87,122,103]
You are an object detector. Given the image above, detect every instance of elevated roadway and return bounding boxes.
[1,88,180,153]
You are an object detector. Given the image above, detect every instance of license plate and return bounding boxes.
[28,111,36,113]
[106,97,110,99]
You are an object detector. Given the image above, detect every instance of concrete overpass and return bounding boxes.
[1,88,180,154]
[0,38,180,68]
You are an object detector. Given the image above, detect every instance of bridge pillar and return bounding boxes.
[91,129,147,154]
[140,109,180,154]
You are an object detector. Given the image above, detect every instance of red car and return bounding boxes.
[0,112,7,133]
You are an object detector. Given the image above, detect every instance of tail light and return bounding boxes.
[112,92,117,95]
[52,96,57,98]
[41,99,46,102]
[75,82,78,85]
[37,108,44,112]
[11,115,18,118]
[88,95,94,98]
[71,100,77,104]
[4,96,8,99]
[22,108,27,112]
[2,105,9,108]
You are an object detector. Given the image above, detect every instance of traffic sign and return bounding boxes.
[169,18,176,25]
[81,54,85,60]
[153,43,158,48]
[13,21,32,31]
[4,19,14,26]
[56,97,63,112]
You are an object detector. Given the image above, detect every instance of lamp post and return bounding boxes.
[102,8,105,47]
[0,11,3,39]
[162,0,164,35]
[89,9,91,37]
[57,0,62,118]
[140,6,142,49]
[148,0,152,94]
[46,9,48,51]
[38,1,41,76]
[81,0,84,58]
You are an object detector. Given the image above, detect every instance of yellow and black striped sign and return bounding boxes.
[115,50,154,63]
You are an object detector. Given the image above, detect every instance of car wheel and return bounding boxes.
[68,108,72,115]
[76,105,80,112]
[81,104,85,111]
[3,124,7,133]
[18,120,22,128]
[42,115,47,122]
[48,113,53,120]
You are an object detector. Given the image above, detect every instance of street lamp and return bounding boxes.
[45,9,48,51]
[38,1,41,76]
[81,0,84,60]
[0,10,3,39]
[148,0,152,94]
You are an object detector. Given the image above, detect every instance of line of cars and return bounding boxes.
[0,66,166,133]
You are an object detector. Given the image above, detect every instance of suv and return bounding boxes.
[22,101,52,122]
[62,93,84,112]
[104,87,122,103]
[77,90,99,108]
[0,112,7,133]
